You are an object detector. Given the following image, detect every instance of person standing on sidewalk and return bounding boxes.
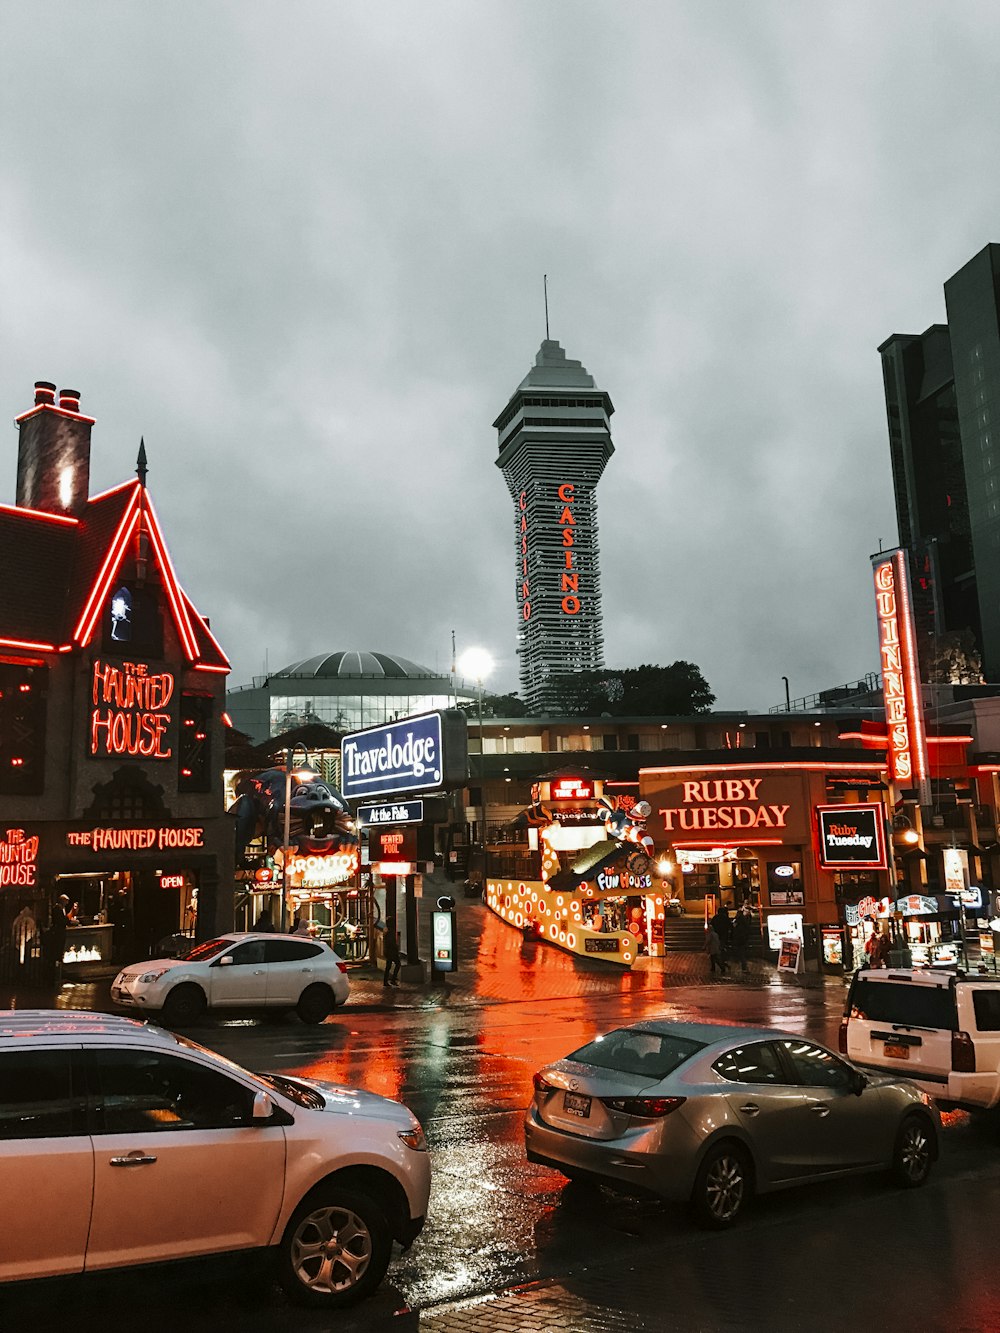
[732,905,752,974]
[383,929,402,987]
[705,922,728,976]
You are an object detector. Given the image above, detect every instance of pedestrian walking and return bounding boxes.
[732,905,752,974]
[383,929,402,987]
[712,904,733,956]
[254,907,276,933]
[705,922,728,975]
[290,914,311,936]
[45,894,70,986]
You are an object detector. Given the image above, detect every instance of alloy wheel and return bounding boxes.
[289,1204,374,1295]
[704,1152,746,1222]
[898,1120,931,1183]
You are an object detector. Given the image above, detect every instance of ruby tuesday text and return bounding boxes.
[658,779,790,832]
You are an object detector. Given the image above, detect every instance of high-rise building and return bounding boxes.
[879,243,1000,682]
[494,339,614,712]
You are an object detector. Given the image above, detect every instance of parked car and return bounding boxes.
[525,1020,938,1228]
[841,966,1000,1111]
[112,932,350,1026]
[0,1010,429,1306]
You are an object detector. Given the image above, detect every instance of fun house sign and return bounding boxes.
[90,658,174,759]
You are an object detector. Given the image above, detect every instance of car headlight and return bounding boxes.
[398,1125,428,1152]
[139,969,170,984]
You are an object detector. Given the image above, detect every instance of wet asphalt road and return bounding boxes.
[6,900,1000,1331]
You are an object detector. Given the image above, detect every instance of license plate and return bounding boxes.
[563,1092,592,1118]
[884,1043,909,1060]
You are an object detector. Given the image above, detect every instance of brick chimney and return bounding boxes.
[15,381,94,516]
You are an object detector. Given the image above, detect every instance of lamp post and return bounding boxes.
[458,648,493,884]
[281,745,313,932]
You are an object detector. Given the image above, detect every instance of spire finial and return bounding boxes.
[543,274,550,340]
[136,437,148,487]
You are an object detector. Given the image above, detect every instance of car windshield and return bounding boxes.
[180,937,235,963]
[567,1028,705,1079]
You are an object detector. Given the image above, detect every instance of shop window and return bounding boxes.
[0,662,47,796]
[102,584,162,657]
[179,692,212,793]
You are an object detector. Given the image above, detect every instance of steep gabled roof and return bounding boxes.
[0,480,229,672]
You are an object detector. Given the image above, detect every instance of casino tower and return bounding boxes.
[494,340,614,712]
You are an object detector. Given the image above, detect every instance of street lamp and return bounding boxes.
[458,648,493,884]
[281,744,314,932]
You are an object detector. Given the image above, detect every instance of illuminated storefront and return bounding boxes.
[0,383,232,982]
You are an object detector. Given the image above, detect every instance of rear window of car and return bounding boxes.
[264,940,324,963]
[567,1029,705,1079]
[849,977,956,1029]
[972,989,1000,1031]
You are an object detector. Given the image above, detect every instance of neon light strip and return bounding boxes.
[0,501,79,526]
[673,839,785,848]
[893,549,930,788]
[640,761,885,775]
[222,712,233,727]
[72,490,141,644]
[88,479,141,503]
[193,663,229,673]
[142,495,199,660]
[0,637,59,653]
[181,589,231,669]
[838,731,971,745]
[14,405,96,425]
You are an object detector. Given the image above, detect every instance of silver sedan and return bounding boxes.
[525,1020,938,1227]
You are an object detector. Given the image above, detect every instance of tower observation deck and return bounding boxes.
[494,340,615,712]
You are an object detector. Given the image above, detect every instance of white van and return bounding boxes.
[840,968,1000,1111]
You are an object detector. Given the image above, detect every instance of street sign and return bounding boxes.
[431,908,457,972]
[357,800,424,826]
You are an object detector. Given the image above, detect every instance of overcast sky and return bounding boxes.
[3,1,1000,711]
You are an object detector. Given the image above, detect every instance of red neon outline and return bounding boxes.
[672,839,785,848]
[88,479,141,503]
[192,664,229,673]
[838,731,971,745]
[0,501,79,527]
[142,494,199,661]
[0,637,59,653]
[14,404,96,426]
[640,761,885,775]
[893,549,930,788]
[72,489,142,645]
[815,804,888,871]
[181,589,231,669]
[222,712,233,727]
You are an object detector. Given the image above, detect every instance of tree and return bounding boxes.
[550,661,715,716]
[458,691,529,718]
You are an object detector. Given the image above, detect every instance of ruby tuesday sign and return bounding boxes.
[658,779,791,834]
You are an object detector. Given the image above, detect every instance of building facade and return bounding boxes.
[879,243,1000,682]
[227,650,476,744]
[0,382,232,983]
[494,340,614,712]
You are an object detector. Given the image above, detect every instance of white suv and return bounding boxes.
[841,967,1000,1111]
[0,1011,429,1307]
[112,933,350,1026]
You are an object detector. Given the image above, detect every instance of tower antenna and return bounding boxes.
[543,274,550,340]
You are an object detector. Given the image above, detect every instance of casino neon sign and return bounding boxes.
[872,551,928,792]
[558,483,581,615]
[91,658,174,759]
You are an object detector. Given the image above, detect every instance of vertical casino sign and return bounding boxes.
[871,549,929,802]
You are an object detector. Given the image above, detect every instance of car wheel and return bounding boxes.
[691,1142,752,1229]
[297,984,334,1025]
[160,983,206,1027]
[277,1187,392,1309]
[891,1113,934,1188]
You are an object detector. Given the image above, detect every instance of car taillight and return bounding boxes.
[336,962,348,973]
[601,1096,686,1118]
[952,1030,976,1072]
[838,1017,849,1054]
[532,1071,557,1095]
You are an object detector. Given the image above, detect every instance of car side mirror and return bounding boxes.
[851,1070,867,1096]
[252,1090,274,1121]
[214,955,234,967]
